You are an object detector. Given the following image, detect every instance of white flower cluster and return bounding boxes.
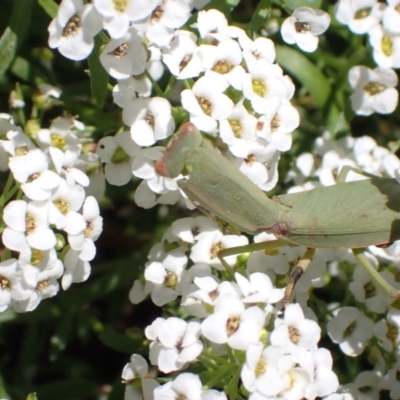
[124,216,339,399]
[48,2,300,208]
[0,115,103,313]
[280,132,400,399]
[335,0,400,115]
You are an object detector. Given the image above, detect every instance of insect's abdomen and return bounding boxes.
[273,178,400,248]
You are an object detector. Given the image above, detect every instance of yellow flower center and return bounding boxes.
[354,7,371,19]
[364,81,387,95]
[0,276,10,289]
[252,79,267,97]
[226,315,240,336]
[210,242,224,259]
[54,199,69,215]
[289,326,300,343]
[113,0,128,13]
[63,15,81,37]
[382,36,393,57]
[31,249,44,266]
[165,271,178,288]
[213,60,234,74]
[294,22,310,33]
[37,279,50,291]
[198,97,212,116]
[51,134,67,150]
[25,213,36,235]
[255,357,266,377]
[109,43,129,57]
[229,119,242,138]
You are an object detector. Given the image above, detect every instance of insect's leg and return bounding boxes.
[282,248,316,308]
[217,239,290,275]
[352,248,400,298]
[337,166,380,183]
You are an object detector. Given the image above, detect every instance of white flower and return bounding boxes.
[238,32,276,69]
[368,24,400,68]
[46,179,86,236]
[349,263,394,313]
[235,272,284,305]
[196,39,244,88]
[36,116,83,151]
[241,343,289,396]
[382,0,400,34]
[162,30,204,79]
[0,259,33,312]
[327,307,374,356]
[122,354,159,400]
[12,260,63,312]
[17,247,63,302]
[381,361,400,399]
[351,371,381,400]
[281,7,330,53]
[170,216,219,243]
[190,230,249,271]
[99,27,147,80]
[201,295,265,350]
[132,0,191,47]
[144,250,189,306]
[147,317,203,373]
[3,200,56,252]
[97,131,141,186]
[49,146,89,188]
[219,100,258,158]
[48,0,102,61]
[301,348,339,400]
[334,0,385,35]
[270,303,321,362]
[123,97,175,147]
[232,141,280,191]
[68,196,103,261]
[242,59,294,114]
[153,373,203,400]
[181,72,234,134]
[9,148,61,201]
[195,9,242,42]
[374,308,400,351]
[93,0,157,39]
[257,97,299,152]
[348,66,398,115]
[62,249,91,290]
[132,146,182,209]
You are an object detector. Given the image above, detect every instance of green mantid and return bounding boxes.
[155,122,400,305]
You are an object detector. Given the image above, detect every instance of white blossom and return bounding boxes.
[123,97,175,147]
[348,66,398,115]
[48,0,102,61]
[146,317,203,373]
[327,307,374,356]
[281,7,330,53]
[334,0,385,35]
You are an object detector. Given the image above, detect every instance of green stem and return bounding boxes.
[145,69,164,97]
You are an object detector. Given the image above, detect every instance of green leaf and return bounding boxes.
[88,34,109,107]
[276,45,330,109]
[49,313,74,361]
[99,328,142,354]
[34,379,97,400]
[37,0,58,18]
[282,0,322,11]
[0,0,32,77]
[249,0,271,35]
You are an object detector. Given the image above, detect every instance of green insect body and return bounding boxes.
[156,122,400,250]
